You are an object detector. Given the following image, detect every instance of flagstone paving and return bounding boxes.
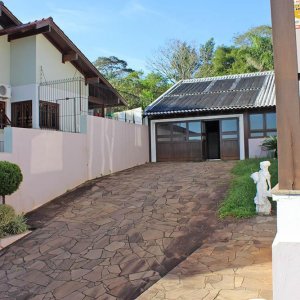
[0,161,275,300]
[137,216,276,300]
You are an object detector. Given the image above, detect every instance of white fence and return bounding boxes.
[0,116,149,213]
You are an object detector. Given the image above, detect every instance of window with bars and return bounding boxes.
[249,112,277,138]
[11,100,32,128]
[39,101,59,130]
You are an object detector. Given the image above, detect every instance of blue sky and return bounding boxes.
[7,0,272,72]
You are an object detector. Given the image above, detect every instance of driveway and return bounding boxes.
[0,162,235,300]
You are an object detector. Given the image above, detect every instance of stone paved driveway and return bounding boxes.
[0,162,235,300]
[137,216,275,300]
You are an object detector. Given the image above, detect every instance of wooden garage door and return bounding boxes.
[220,118,240,160]
[156,121,204,162]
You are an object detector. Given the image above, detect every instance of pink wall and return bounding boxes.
[87,117,149,179]
[249,138,269,158]
[0,117,149,213]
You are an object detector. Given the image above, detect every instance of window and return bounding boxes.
[250,114,264,130]
[222,119,238,132]
[156,121,202,143]
[249,112,277,138]
[11,101,32,128]
[39,101,59,130]
[188,121,202,141]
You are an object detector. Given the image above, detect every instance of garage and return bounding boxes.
[155,118,240,162]
[144,71,276,162]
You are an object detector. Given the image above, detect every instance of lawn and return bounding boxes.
[218,158,278,218]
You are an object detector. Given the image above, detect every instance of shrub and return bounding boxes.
[0,205,28,238]
[0,204,15,227]
[2,215,28,236]
[0,161,23,204]
[261,136,278,158]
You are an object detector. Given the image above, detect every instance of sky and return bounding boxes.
[6,0,272,72]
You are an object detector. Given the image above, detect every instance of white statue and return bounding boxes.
[250,161,272,215]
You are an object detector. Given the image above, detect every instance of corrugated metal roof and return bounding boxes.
[144,71,275,116]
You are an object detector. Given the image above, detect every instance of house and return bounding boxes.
[0,2,126,138]
[144,71,276,162]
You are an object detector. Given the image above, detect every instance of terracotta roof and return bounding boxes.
[144,71,276,116]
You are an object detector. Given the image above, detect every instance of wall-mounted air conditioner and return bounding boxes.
[0,84,11,99]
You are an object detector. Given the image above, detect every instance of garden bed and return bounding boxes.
[218,158,278,218]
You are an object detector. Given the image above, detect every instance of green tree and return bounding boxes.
[148,40,201,82]
[233,25,273,72]
[234,25,272,47]
[139,73,171,109]
[196,38,215,78]
[94,56,134,80]
[113,71,170,109]
[211,46,237,75]
[242,34,274,71]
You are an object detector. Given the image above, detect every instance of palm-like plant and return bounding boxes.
[261,136,278,158]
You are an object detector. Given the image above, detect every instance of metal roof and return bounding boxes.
[144,71,276,116]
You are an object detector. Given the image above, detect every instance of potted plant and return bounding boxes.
[261,136,278,158]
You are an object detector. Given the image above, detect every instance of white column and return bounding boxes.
[272,189,300,300]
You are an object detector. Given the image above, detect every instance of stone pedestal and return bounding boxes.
[272,186,300,300]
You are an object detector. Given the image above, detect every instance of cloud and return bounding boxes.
[45,4,109,34]
[120,0,161,17]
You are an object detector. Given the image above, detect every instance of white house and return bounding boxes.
[0,2,126,139]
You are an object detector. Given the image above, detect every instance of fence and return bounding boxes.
[39,77,88,133]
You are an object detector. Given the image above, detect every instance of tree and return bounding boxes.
[148,40,201,83]
[139,73,171,109]
[210,26,273,76]
[242,34,274,71]
[94,56,134,80]
[211,46,237,75]
[0,161,23,205]
[113,71,170,110]
[234,25,274,72]
[234,25,272,47]
[196,38,215,78]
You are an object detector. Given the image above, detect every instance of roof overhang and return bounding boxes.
[0,8,127,107]
[0,2,21,29]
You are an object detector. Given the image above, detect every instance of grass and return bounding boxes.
[218,158,278,219]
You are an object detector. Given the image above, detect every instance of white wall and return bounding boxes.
[0,36,10,85]
[0,116,149,213]
[36,35,85,83]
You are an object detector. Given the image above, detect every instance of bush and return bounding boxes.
[0,161,23,204]
[2,215,28,236]
[261,136,278,158]
[0,204,15,227]
[0,205,28,238]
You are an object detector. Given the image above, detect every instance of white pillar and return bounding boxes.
[272,189,300,300]
[32,84,40,129]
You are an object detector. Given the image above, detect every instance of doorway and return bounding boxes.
[205,121,220,159]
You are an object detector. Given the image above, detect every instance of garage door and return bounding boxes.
[156,121,204,162]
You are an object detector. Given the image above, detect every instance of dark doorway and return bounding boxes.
[206,121,220,159]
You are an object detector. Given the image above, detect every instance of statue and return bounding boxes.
[250,161,272,215]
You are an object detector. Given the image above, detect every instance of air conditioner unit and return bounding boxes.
[0,84,11,99]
